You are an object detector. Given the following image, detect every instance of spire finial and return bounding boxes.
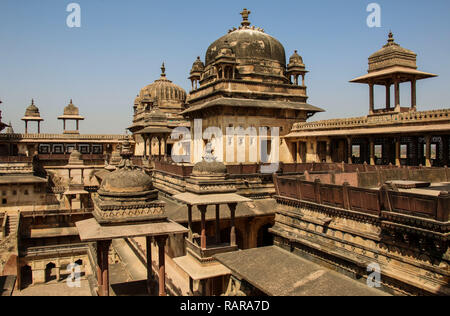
[240,8,251,27]
[388,30,394,43]
[161,62,166,77]
[31,98,34,105]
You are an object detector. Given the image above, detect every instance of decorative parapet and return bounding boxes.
[292,108,450,132]
[0,133,130,141]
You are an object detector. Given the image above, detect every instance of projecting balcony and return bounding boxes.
[185,237,238,263]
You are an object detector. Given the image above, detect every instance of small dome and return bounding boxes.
[289,50,304,66]
[139,63,187,103]
[63,99,80,116]
[100,168,153,194]
[190,57,205,74]
[24,99,42,118]
[192,161,227,175]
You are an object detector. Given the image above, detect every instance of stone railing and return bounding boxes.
[274,175,450,222]
[292,108,450,131]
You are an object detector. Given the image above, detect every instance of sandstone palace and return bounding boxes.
[0,9,449,297]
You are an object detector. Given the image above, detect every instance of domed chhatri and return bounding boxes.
[368,31,417,73]
[131,63,187,133]
[22,99,44,134]
[189,57,205,90]
[23,99,43,118]
[186,143,236,195]
[58,99,85,134]
[93,137,165,225]
[287,50,308,86]
[138,63,186,110]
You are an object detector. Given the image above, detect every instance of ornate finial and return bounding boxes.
[31,99,34,105]
[161,62,166,77]
[240,8,251,27]
[388,31,394,43]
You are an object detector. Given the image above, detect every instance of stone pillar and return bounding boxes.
[76,120,79,131]
[229,203,237,247]
[97,240,111,296]
[369,138,375,166]
[347,137,353,164]
[37,122,41,134]
[156,236,167,297]
[158,137,162,158]
[326,140,332,163]
[394,78,400,111]
[143,135,148,159]
[302,74,305,86]
[24,121,28,134]
[411,78,417,111]
[146,236,153,295]
[386,83,391,110]
[187,205,193,241]
[369,83,374,114]
[395,138,401,166]
[296,141,301,163]
[215,204,221,244]
[198,205,207,249]
[425,135,432,167]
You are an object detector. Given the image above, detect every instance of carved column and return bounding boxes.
[24,121,28,134]
[369,82,374,114]
[395,138,401,166]
[347,137,353,164]
[425,135,432,167]
[394,77,400,111]
[97,239,111,297]
[326,140,332,163]
[411,77,417,111]
[156,236,167,297]
[386,83,391,110]
[187,204,193,241]
[146,236,153,295]
[296,141,301,163]
[229,203,237,247]
[215,204,221,244]
[143,135,148,159]
[198,205,207,249]
[369,138,375,166]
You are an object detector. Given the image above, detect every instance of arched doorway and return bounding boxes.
[45,262,56,283]
[21,265,32,288]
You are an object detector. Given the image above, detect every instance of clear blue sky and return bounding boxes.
[1,0,449,134]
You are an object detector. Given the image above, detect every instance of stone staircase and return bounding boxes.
[5,213,18,238]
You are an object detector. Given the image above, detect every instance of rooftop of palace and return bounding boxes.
[0,133,131,142]
[287,108,450,137]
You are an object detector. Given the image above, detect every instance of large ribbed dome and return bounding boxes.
[205,29,286,67]
[201,9,287,84]
[139,63,186,103]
